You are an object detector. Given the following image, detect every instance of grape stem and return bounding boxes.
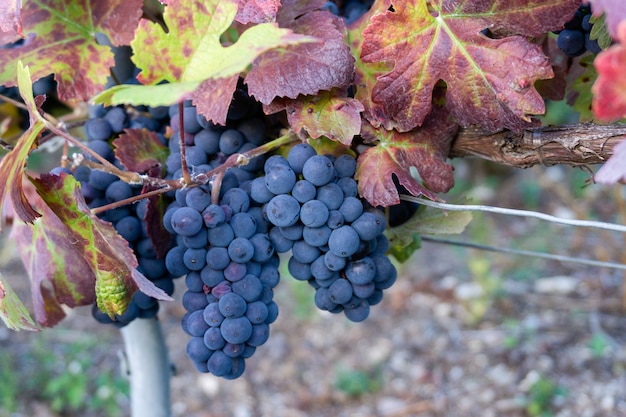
[178,102,193,186]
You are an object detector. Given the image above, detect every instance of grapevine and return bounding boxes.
[1,0,626,414]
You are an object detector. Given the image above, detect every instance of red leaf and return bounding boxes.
[0,0,22,39]
[359,0,579,132]
[113,128,169,177]
[191,75,240,126]
[587,0,626,38]
[356,107,459,207]
[245,4,354,104]
[595,137,626,184]
[236,0,281,23]
[0,0,143,102]
[592,21,626,121]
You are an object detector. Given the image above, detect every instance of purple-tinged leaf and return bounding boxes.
[359,0,579,132]
[113,128,169,177]
[245,5,354,104]
[236,0,281,23]
[595,138,626,184]
[0,0,22,39]
[356,106,459,207]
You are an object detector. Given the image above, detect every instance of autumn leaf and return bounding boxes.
[236,0,281,23]
[588,0,626,38]
[595,137,626,184]
[359,0,579,132]
[113,128,169,177]
[0,0,143,102]
[10,184,97,327]
[0,0,22,39]
[0,62,45,230]
[592,21,626,121]
[355,106,459,207]
[245,0,355,104]
[30,174,173,318]
[95,0,314,123]
[268,90,364,145]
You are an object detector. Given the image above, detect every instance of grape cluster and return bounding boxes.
[162,97,279,378]
[251,143,397,323]
[556,4,601,57]
[54,104,177,327]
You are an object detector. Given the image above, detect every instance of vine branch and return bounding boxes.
[449,123,626,168]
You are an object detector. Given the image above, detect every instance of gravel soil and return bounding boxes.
[2,162,626,417]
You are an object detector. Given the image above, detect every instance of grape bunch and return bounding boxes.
[162,97,279,378]
[251,143,398,323]
[556,4,601,57]
[53,103,177,327]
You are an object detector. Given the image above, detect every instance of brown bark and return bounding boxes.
[449,123,626,168]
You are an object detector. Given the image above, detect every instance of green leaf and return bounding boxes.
[95,0,315,120]
[359,0,579,132]
[589,14,613,49]
[568,55,596,121]
[0,0,144,101]
[30,174,173,318]
[0,274,39,331]
[0,62,45,230]
[385,203,472,262]
[92,82,200,109]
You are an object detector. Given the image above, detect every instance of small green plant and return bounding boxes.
[526,376,566,417]
[334,365,383,397]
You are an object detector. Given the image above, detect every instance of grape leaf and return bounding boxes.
[113,128,169,177]
[359,0,579,132]
[589,14,613,49]
[10,182,97,327]
[588,0,626,38]
[594,137,626,184]
[268,90,364,145]
[356,106,459,207]
[245,3,355,104]
[0,0,22,38]
[96,0,314,121]
[567,55,596,121]
[191,75,240,126]
[0,62,45,231]
[592,22,626,121]
[30,174,173,318]
[0,274,39,331]
[0,0,143,102]
[535,36,569,102]
[236,0,281,23]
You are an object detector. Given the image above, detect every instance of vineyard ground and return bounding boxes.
[2,159,626,417]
